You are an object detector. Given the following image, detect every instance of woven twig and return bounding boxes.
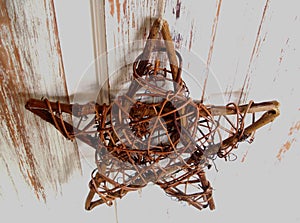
[25,18,280,211]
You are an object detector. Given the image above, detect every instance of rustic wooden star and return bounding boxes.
[25,18,279,211]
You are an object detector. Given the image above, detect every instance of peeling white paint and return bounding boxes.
[1,0,300,222]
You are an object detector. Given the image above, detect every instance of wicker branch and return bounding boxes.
[25,18,280,212]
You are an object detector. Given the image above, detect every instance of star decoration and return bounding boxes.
[26,18,279,211]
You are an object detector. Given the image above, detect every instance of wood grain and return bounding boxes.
[0,0,81,203]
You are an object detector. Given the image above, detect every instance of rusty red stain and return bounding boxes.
[189,21,194,51]
[201,0,223,102]
[278,38,290,64]
[277,120,300,161]
[0,73,47,202]
[207,0,222,65]
[108,0,115,17]
[175,0,181,19]
[277,139,295,161]
[123,0,127,16]
[239,0,270,103]
[288,121,300,136]
[241,149,249,163]
[27,170,46,201]
[116,0,121,23]
[255,39,262,56]
[249,0,270,67]
[279,48,284,63]
[274,37,290,81]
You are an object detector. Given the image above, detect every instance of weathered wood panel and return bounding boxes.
[1,0,298,222]
[101,0,300,222]
[0,0,81,205]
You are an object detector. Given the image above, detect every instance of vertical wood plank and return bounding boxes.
[90,0,110,104]
[0,0,81,204]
